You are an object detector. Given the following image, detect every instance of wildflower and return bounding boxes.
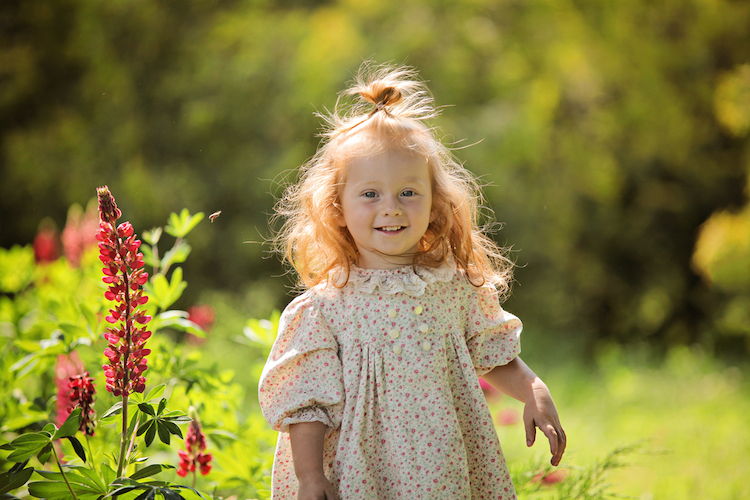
[34,222,60,263]
[68,372,97,436]
[531,469,567,485]
[186,304,215,345]
[62,202,99,267]
[54,353,85,428]
[177,407,213,478]
[495,407,520,426]
[97,186,151,396]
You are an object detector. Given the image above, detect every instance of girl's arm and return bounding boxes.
[482,356,567,466]
[289,421,339,500]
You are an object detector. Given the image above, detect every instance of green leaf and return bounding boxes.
[157,398,167,415]
[137,420,153,438]
[53,407,82,439]
[144,420,157,447]
[133,490,155,500]
[138,403,156,417]
[37,443,53,464]
[27,479,101,499]
[142,227,163,246]
[144,384,166,403]
[7,433,52,462]
[160,488,185,500]
[129,464,175,481]
[35,469,100,490]
[160,241,192,272]
[0,466,33,494]
[157,422,171,445]
[67,436,86,463]
[161,421,183,439]
[164,209,204,239]
[100,401,124,420]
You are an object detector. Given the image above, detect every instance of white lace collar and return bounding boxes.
[330,264,455,297]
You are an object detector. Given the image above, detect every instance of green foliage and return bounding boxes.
[2,0,749,354]
[0,208,276,499]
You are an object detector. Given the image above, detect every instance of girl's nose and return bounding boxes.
[381,195,403,216]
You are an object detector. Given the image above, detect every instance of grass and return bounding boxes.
[489,345,750,499]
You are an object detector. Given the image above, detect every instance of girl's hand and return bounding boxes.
[523,384,566,466]
[482,357,567,466]
[297,472,339,500]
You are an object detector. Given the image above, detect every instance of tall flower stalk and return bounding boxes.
[96,186,152,478]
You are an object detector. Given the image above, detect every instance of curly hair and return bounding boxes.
[272,62,513,298]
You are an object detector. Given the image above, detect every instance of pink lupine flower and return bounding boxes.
[62,202,99,267]
[97,186,151,397]
[54,353,85,428]
[177,407,213,478]
[186,305,215,345]
[68,372,97,436]
[34,225,60,263]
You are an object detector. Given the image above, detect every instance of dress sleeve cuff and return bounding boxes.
[279,406,335,433]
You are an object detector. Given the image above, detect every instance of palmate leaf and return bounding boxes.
[107,480,210,500]
[53,408,82,440]
[164,209,204,239]
[6,433,52,462]
[27,479,101,500]
[129,464,176,481]
[67,436,87,463]
[0,464,33,494]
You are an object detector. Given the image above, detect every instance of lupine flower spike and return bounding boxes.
[177,407,213,480]
[68,372,97,436]
[96,186,152,396]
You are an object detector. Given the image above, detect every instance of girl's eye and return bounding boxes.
[401,190,415,197]
[363,191,377,198]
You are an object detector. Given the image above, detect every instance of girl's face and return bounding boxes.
[337,147,434,269]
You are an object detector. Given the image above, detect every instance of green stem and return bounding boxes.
[116,394,129,478]
[85,436,96,474]
[52,444,80,500]
[125,416,140,465]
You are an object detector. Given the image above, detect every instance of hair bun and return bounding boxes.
[360,83,403,109]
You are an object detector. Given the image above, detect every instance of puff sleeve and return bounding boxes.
[464,283,522,376]
[258,292,345,433]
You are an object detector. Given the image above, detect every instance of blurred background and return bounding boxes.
[3,1,750,497]
[2,0,750,362]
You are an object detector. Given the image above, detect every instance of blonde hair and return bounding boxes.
[272,62,513,297]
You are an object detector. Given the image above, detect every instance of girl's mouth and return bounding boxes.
[377,226,405,232]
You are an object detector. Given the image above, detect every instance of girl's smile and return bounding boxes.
[336,147,433,269]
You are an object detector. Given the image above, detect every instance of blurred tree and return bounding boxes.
[1,0,749,355]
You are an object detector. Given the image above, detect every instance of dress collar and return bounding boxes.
[331,264,455,297]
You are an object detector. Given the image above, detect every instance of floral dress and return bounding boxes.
[259,265,523,499]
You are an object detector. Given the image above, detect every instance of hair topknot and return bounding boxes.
[272,61,514,297]
[320,63,440,140]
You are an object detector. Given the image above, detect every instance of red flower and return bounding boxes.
[97,186,151,397]
[187,305,215,332]
[186,305,215,345]
[68,372,97,436]
[54,353,97,436]
[531,469,567,485]
[34,225,60,263]
[55,353,85,428]
[176,407,213,477]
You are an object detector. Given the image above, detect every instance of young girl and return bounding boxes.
[259,63,566,500]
